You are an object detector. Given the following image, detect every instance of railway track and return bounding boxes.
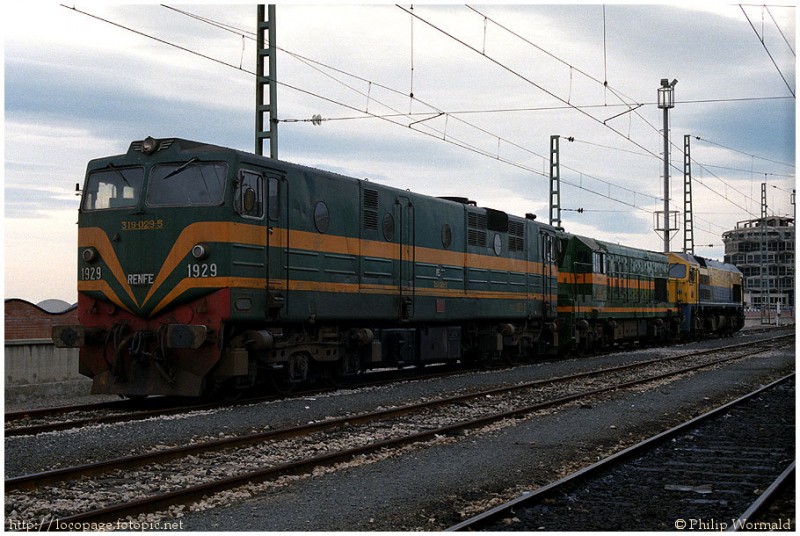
[5,334,792,526]
[3,364,464,437]
[5,332,790,438]
[741,463,796,530]
[448,373,795,531]
[731,463,795,531]
[5,398,219,438]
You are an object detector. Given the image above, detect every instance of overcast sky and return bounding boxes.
[4,3,796,304]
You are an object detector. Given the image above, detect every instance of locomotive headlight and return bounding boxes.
[192,243,210,260]
[141,136,158,154]
[81,248,97,263]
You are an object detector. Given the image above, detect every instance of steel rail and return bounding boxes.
[5,401,224,438]
[7,334,792,491]
[5,400,133,423]
[6,333,790,438]
[4,364,461,436]
[727,461,795,532]
[14,342,792,525]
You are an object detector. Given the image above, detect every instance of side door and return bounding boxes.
[234,169,287,318]
[396,195,416,320]
[266,172,289,317]
[540,231,558,319]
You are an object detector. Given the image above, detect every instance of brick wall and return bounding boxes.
[5,299,78,341]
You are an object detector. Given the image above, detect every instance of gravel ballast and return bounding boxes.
[177,346,793,531]
[4,331,794,531]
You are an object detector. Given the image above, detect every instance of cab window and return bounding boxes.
[268,177,279,220]
[147,162,227,206]
[669,264,687,279]
[82,166,144,210]
[235,171,264,219]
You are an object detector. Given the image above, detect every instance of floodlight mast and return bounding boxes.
[657,78,677,252]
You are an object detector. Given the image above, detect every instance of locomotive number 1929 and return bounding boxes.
[81,266,102,281]
[187,263,218,278]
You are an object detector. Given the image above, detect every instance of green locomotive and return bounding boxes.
[556,234,679,353]
[54,137,560,397]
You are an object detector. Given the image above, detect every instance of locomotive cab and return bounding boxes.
[667,253,699,335]
[667,252,744,338]
[54,137,279,397]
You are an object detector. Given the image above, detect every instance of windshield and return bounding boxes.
[82,166,144,210]
[669,263,687,279]
[146,162,227,207]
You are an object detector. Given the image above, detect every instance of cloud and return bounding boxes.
[5,187,79,219]
[688,99,796,165]
[3,4,795,303]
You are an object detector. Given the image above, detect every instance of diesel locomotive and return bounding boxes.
[667,252,744,337]
[53,137,744,398]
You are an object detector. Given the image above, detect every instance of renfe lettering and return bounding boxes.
[127,273,154,285]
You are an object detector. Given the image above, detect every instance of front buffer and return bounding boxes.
[54,289,236,397]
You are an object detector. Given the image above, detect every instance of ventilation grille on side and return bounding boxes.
[363,188,379,230]
[467,211,487,247]
[508,220,525,252]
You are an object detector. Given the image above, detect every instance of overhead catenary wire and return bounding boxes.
[468,0,694,167]
[693,135,796,169]
[161,4,253,36]
[699,163,794,179]
[159,3,666,213]
[281,47,551,175]
[161,5,792,141]
[395,4,671,172]
[74,3,562,189]
[276,22,664,210]
[285,41,660,211]
[164,3,793,116]
[161,6,781,220]
[739,4,796,97]
[690,135,796,217]
[465,5,641,111]
[603,4,608,106]
[409,4,415,106]
[286,96,794,120]
[400,5,771,220]
[164,5,792,125]
[65,4,785,225]
[463,5,782,218]
[61,4,724,222]
[478,7,788,224]
[462,4,787,215]
[764,4,795,56]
